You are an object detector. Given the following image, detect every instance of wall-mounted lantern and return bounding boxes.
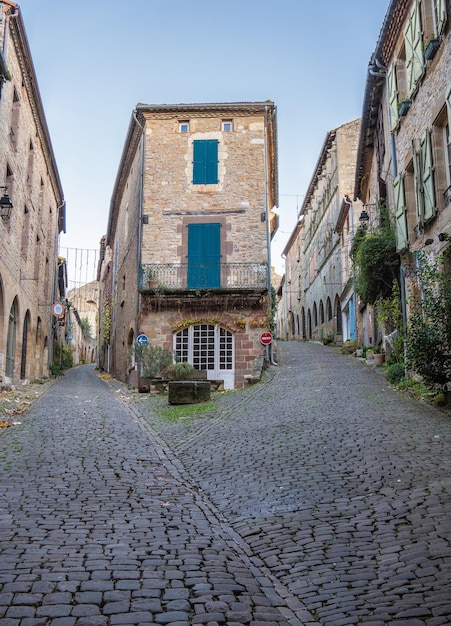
[0,186,13,221]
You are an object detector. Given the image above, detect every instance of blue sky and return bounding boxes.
[16,0,389,277]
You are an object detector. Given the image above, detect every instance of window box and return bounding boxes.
[398,100,411,116]
[424,38,440,61]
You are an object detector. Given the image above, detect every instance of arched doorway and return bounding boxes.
[174,324,234,389]
[335,295,342,336]
[20,310,31,379]
[6,298,19,379]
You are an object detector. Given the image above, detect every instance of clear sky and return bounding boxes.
[15,0,389,278]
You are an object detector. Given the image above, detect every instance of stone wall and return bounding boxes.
[0,5,64,383]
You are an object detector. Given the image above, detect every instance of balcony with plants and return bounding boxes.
[139,262,269,307]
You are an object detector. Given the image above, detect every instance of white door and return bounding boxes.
[174,324,235,389]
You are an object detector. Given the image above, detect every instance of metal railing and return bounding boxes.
[139,262,268,291]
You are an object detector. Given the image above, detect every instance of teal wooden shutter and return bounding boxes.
[388,62,399,130]
[394,174,408,252]
[420,129,436,222]
[187,223,220,288]
[205,140,218,184]
[193,140,218,184]
[404,0,424,95]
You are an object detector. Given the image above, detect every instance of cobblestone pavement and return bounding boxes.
[126,342,451,626]
[0,364,294,626]
[0,342,450,626]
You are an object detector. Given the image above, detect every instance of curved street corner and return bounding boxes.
[1,341,451,626]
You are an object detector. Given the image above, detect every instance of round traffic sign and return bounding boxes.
[136,334,149,346]
[52,301,64,317]
[260,332,273,346]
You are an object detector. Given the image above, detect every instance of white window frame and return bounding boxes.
[179,120,190,133]
[222,119,233,132]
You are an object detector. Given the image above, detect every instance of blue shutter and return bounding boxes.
[193,140,218,184]
[187,223,221,288]
[205,140,218,184]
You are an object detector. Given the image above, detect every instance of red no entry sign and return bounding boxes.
[260,332,273,345]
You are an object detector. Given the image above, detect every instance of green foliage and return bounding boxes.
[351,207,400,305]
[375,282,404,362]
[340,339,357,354]
[51,343,74,376]
[163,361,195,379]
[386,362,406,385]
[134,343,173,379]
[405,252,451,386]
[102,299,113,345]
[80,317,92,337]
[396,377,446,405]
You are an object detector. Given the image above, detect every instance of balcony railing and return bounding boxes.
[139,262,268,292]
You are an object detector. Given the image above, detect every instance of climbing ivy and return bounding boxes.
[351,205,400,305]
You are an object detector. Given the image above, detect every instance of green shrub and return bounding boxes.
[163,361,194,379]
[386,362,405,385]
[134,343,173,378]
[405,252,451,386]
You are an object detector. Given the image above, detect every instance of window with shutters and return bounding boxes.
[423,0,447,44]
[388,62,400,130]
[430,83,451,207]
[192,139,218,184]
[394,174,409,252]
[404,0,425,96]
[420,129,437,222]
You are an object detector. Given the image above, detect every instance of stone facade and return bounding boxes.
[100,102,278,389]
[354,0,451,347]
[66,281,99,365]
[0,1,65,384]
[279,119,363,345]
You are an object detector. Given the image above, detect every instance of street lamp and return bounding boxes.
[359,209,369,223]
[0,186,13,221]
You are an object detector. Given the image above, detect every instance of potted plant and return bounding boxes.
[373,345,385,365]
[424,35,440,61]
[398,99,411,116]
[147,269,159,289]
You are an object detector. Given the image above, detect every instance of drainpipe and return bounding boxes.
[134,110,145,350]
[264,104,277,365]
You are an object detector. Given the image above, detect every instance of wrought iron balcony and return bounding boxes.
[139,262,268,293]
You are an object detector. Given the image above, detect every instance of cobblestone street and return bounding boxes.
[1,341,450,625]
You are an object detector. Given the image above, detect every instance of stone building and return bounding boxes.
[279,120,363,345]
[66,280,98,365]
[0,1,66,384]
[278,217,304,341]
[99,102,278,389]
[354,0,451,344]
